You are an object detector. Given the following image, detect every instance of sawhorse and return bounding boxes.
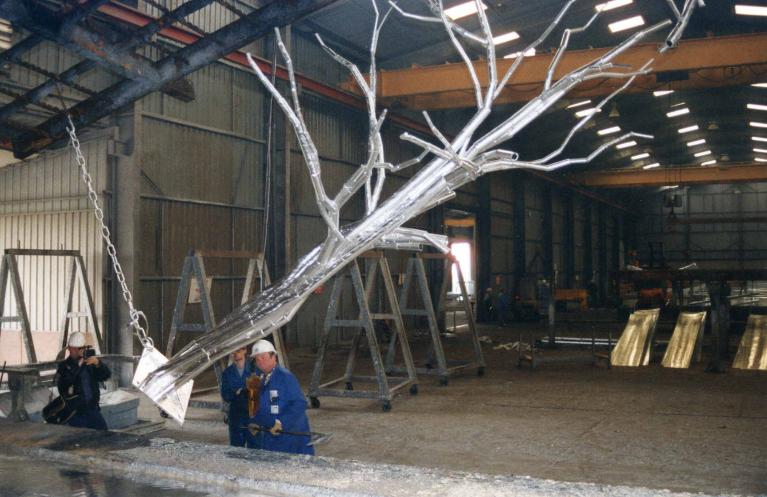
[166,249,289,392]
[308,251,418,411]
[386,252,485,385]
[0,248,104,363]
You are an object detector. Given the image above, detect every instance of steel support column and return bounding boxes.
[512,172,526,295]
[111,105,141,385]
[597,206,607,305]
[542,184,554,283]
[582,203,593,289]
[476,177,491,297]
[563,192,575,288]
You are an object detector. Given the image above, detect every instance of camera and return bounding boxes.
[83,347,96,359]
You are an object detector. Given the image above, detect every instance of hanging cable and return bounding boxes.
[65,115,153,349]
[260,31,280,288]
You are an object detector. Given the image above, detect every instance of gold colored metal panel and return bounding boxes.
[662,311,706,369]
[732,315,767,370]
[611,308,660,367]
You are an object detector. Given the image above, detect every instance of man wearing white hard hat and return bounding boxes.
[248,339,313,455]
[54,332,111,430]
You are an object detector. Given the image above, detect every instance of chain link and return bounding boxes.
[65,116,154,349]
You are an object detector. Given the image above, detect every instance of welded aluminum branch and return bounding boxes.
[137,2,700,417]
[661,0,705,53]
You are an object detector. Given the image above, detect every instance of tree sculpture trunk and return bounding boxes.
[137,0,704,422]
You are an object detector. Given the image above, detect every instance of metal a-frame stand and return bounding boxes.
[386,252,485,385]
[308,251,418,412]
[166,249,289,391]
[0,249,104,363]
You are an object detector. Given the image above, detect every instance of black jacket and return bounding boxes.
[55,356,111,413]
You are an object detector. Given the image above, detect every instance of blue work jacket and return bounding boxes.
[250,365,314,455]
[220,360,255,431]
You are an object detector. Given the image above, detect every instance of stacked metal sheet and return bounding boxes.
[661,311,707,368]
[732,314,767,370]
[611,308,660,367]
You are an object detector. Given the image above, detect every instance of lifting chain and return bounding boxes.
[65,115,154,350]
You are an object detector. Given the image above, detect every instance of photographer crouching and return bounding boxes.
[54,332,111,430]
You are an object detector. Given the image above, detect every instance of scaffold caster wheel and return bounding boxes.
[159,409,169,419]
[310,397,320,409]
[477,367,485,377]
[382,401,392,412]
[439,376,449,386]
[409,384,418,395]
[345,382,354,391]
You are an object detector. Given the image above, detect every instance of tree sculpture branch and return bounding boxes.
[136,0,703,423]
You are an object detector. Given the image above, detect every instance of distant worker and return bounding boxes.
[479,287,495,323]
[54,332,111,430]
[220,344,258,448]
[496,288,510,327]
[248,340,314,455]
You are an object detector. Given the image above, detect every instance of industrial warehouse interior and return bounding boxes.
[0,0,766,496]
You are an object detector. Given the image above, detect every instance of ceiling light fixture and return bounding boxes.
[595,0,633,12]
[678,125,699,134]
[493,31,520,45]
[687,139,706,147]
[566,100,592,109]
[667,107,690,118]
[753,136,767,143]
[755,148,767,154]
[747,103,767,112]
[753,83,767,88]
[598,126,621,136]
[608,15,645,33]
[575,107,600,118]
[631,153,650,160]
[653,90,674,97]
[616,141,637,149]
[503,47,536,59]
[751,121,767,128]
[701,160,717,166]
[642,162,660,169]
[444,1,487,20]
[694,150,712,157]
[735,4,767,16]
[756,157,767,163]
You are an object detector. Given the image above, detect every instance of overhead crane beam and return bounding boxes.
[572,163,767,188]
[0,0,216,127]
[364,33,767,110]
[9,0,339,159]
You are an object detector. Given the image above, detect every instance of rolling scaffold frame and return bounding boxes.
[308,251,418,411]
[165,248,290,388]
[385,252,485,385]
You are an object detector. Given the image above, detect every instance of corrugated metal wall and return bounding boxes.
[636,183,767,269]
[0,138,109,364]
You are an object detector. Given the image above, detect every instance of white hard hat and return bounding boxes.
[251,340,276,356]
[68,332,86,348]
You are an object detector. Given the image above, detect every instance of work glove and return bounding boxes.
[246,373,262,418]
[270,419,282,436]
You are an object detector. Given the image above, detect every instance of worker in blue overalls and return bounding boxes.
[249,340,314,455]
[220,344,258,448]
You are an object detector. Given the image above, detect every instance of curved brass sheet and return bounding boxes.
[611,308,660,367]
[732,315,767,370]
[661,312,707,369]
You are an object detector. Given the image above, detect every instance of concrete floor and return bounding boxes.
[145,323,767,496]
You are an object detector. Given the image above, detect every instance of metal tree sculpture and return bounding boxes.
[136,0,703,422]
